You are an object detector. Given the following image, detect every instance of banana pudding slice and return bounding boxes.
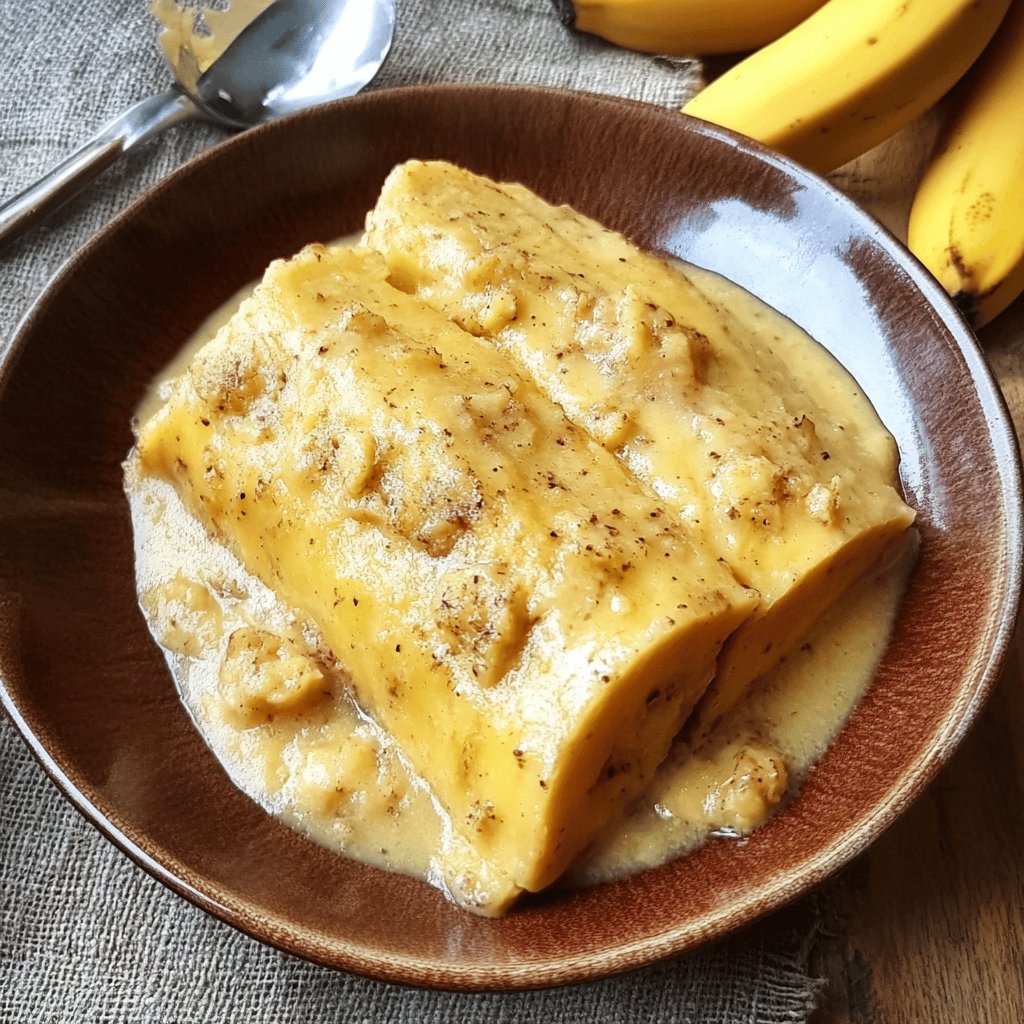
[363,159,916,736]
[136,244,756,913]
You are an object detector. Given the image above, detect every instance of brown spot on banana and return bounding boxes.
[966,191,996,225]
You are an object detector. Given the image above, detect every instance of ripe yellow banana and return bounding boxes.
[682,0,1013,174]
[907,0,1024,329]
[557,0,827,55]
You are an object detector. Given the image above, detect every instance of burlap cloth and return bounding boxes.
[0,2,825,1019]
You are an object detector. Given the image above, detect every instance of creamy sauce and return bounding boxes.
[568,527,913,884]
[126,452,450,883]
[126,259,915,895]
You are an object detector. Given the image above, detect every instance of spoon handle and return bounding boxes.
[0,89,199,252]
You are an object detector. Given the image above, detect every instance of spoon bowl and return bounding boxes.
[0,0,396,248]
[177,0,396,129]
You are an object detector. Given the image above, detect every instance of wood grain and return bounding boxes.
[809,117,1024,1023]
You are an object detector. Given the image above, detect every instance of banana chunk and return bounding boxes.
[362,160,915,737]
[218,626,330,726]
[137,244,756,912]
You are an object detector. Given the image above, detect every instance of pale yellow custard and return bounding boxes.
[126,162,915,915]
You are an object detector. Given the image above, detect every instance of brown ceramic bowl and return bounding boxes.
[0,85,1020,990]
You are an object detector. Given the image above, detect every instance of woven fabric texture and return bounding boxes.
[0,1,822,1020]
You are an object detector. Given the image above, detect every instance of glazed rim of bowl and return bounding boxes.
[0,83,1021,990]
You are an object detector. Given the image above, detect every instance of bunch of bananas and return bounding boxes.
[561,0,1024,328]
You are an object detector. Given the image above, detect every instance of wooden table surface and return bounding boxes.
[801,306,1024,1024]
[791,122,1024,1023]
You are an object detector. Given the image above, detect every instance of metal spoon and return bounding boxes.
[0,0,396,249]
